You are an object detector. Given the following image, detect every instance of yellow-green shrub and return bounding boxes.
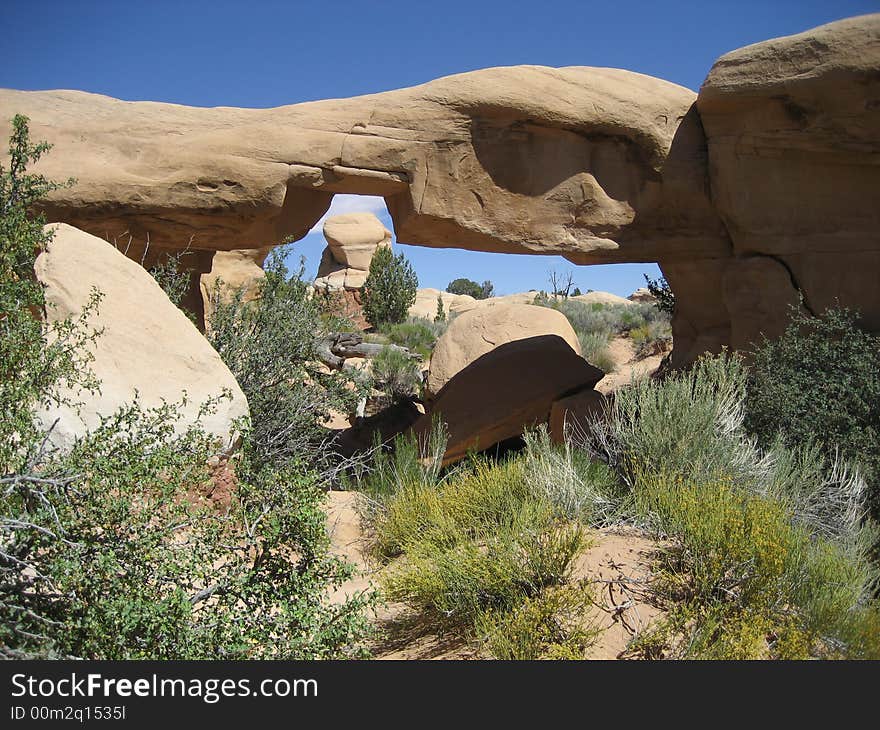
[476,584,600,659]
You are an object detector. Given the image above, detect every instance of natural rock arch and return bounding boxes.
[3,13,878,366]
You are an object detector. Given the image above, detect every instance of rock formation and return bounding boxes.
[415,335,603,464]
[409,288,479,320]
[313,212,391,291]
[311,212,391,329]
[200,248,268,327]
[425,302,582,397]
[696,13,880,352]
[2,14,878,366]
[35,224,249,451]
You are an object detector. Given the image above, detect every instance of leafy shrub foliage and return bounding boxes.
[745,305,880,521]
[363,246,418,327]
[643,273,674,315]
[577,351,880,658]
[371,346,422,406]
[379,316,447,359]
[207,249,368,472]
[1,116,374,659]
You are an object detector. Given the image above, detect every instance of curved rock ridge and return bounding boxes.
[0,65,727,263]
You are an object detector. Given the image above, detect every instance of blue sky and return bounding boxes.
[2,0,876,296]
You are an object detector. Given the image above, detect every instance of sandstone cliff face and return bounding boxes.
[696,13,880,351]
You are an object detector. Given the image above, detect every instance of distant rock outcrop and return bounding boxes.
[35,224,249,451]
[200,248,268,327]
[314,213,392,291]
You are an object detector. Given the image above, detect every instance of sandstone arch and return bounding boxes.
[2,13,878,365]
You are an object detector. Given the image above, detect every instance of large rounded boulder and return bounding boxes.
[35,224,249,451]
[417,302,601,464]
[426,302,582,397]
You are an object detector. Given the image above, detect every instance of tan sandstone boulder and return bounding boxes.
[628,288,655,304]
[550,389,607,444]
[323,213,393,270]
[35,224,249,451]
[425,302,582,397]
[415,336,603,464]
[571,291,634,307]
[200,248,268,326]
[408,288,480,320]
[314,212,391,293]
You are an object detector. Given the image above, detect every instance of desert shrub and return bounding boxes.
[582,352,753,489]
[630,319,672,358]
[371,346,422,406]
[362,246,418,327]
[630,470,880,659]
[521,426,619,522]
[0,114,91,475]
[382,512,583,623]
[745,305,880,521]
[644,273,675,315]
[207,248,368,472]
[476,584,600,659]
[581,352,871,543]
[1,116,374,659]
[380,316,446,359]
[446,277,493,299]
[3,396,375,659]
[148,247,198,324]
[435,294,446,323]
[362,437,584,625]
[573,350,880,658]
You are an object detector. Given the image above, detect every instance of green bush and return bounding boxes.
[574,350,880,658]
[446,277,493,299]
[361,437,584,627]
[371,346,422,406]
[380,316,447,359]
[521,426,618,522]
[631,470,880,659]
[643,273,675,316]
[745,305,880,521]
[630,319,672,358]
[476,584,600,659]
[1,116,374,659]
[207,249,368,472]
[147,248,198,324]
[362,247,418,327]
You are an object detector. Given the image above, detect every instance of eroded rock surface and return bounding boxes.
[35,224,249,451]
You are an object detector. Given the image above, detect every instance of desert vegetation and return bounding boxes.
[4,115,879,662]
[351,350,880,659]
[1,117,375,659]
[534,295,672,373]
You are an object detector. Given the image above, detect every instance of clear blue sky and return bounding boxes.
[3,0,876,296]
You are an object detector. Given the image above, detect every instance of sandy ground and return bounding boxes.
[325,491,663,660]
[596,337,666,395]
